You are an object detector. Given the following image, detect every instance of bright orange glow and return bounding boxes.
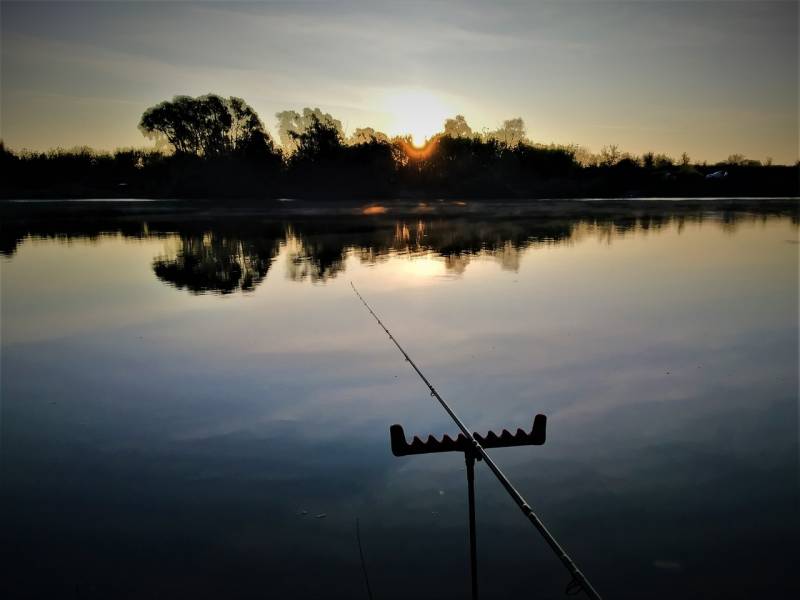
[399,137,439,161]
[362,205,388,215]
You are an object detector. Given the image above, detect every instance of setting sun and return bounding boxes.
[380,88,452,147]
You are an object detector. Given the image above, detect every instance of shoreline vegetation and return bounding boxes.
[2,94,798,200]
[2,196,797,255]
[1,198,796,293]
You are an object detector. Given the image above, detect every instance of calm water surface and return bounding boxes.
[2,208,798,599]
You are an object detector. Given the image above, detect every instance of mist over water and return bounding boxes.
[2,205,798,599]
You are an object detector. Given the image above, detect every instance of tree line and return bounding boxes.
[2,93,797,199]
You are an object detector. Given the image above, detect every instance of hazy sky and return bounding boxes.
[2,1,797,162]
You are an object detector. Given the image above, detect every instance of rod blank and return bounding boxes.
[351,282,602,600]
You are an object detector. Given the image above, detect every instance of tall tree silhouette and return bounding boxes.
[275,108,344,154]
[443,115,474,139]
[289,115,344,165]
[139,94,277,159]
[486,117,527,146]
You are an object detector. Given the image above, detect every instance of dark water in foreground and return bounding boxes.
[1,203,798,599]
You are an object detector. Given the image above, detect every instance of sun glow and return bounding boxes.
[397,137,439,160]
[380,88,452,148]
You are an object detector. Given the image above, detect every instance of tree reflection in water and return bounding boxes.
[1,202,796,295]
[153,233,280,294]
[283,226,349,283]
[150,217,577,292]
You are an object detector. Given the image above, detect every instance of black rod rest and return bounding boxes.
[390,414,546,457]
[354,279,601,600]
[388,414,547,600]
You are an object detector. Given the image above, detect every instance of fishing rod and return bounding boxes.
[351,282,602,600]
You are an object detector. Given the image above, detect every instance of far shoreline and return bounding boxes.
[1,196,797,222]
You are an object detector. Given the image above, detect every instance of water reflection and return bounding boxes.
[152,210,800,293]
[4,206,795,295]
[153,233,280,294]
[1,201,797,599]
[283,226,350,283]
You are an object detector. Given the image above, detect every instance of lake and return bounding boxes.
[1,199,798,599]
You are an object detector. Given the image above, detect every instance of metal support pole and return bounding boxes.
[356,283,602,600]
[465,452,478,600]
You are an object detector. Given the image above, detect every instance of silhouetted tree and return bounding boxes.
[722,154,761,167]
[486,117,527,146]
[513,143,579,178]
[139,94,228,155]
[289,115,344,165]
[599,144,622,166]
[348,127,390,145]
[139,94,277,160]
[275,108,343,153]
[226,96,280,161]
[443,115,473,139]
[653,154,674,169]
[1,140,18,172]
[572,145,597,167]
[4,97,799,200]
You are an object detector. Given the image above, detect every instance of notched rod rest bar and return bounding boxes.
[351,282,602,600]
[390,415,547,456]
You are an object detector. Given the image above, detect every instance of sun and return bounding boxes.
[380,88,452,147]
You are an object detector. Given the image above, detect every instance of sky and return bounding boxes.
[1,0,797,163]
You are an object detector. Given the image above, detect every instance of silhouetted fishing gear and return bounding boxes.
[351,282,602,600]
[391,417,547,600]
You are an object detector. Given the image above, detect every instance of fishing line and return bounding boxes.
[351,282,602,600]
[356,518,374,600]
